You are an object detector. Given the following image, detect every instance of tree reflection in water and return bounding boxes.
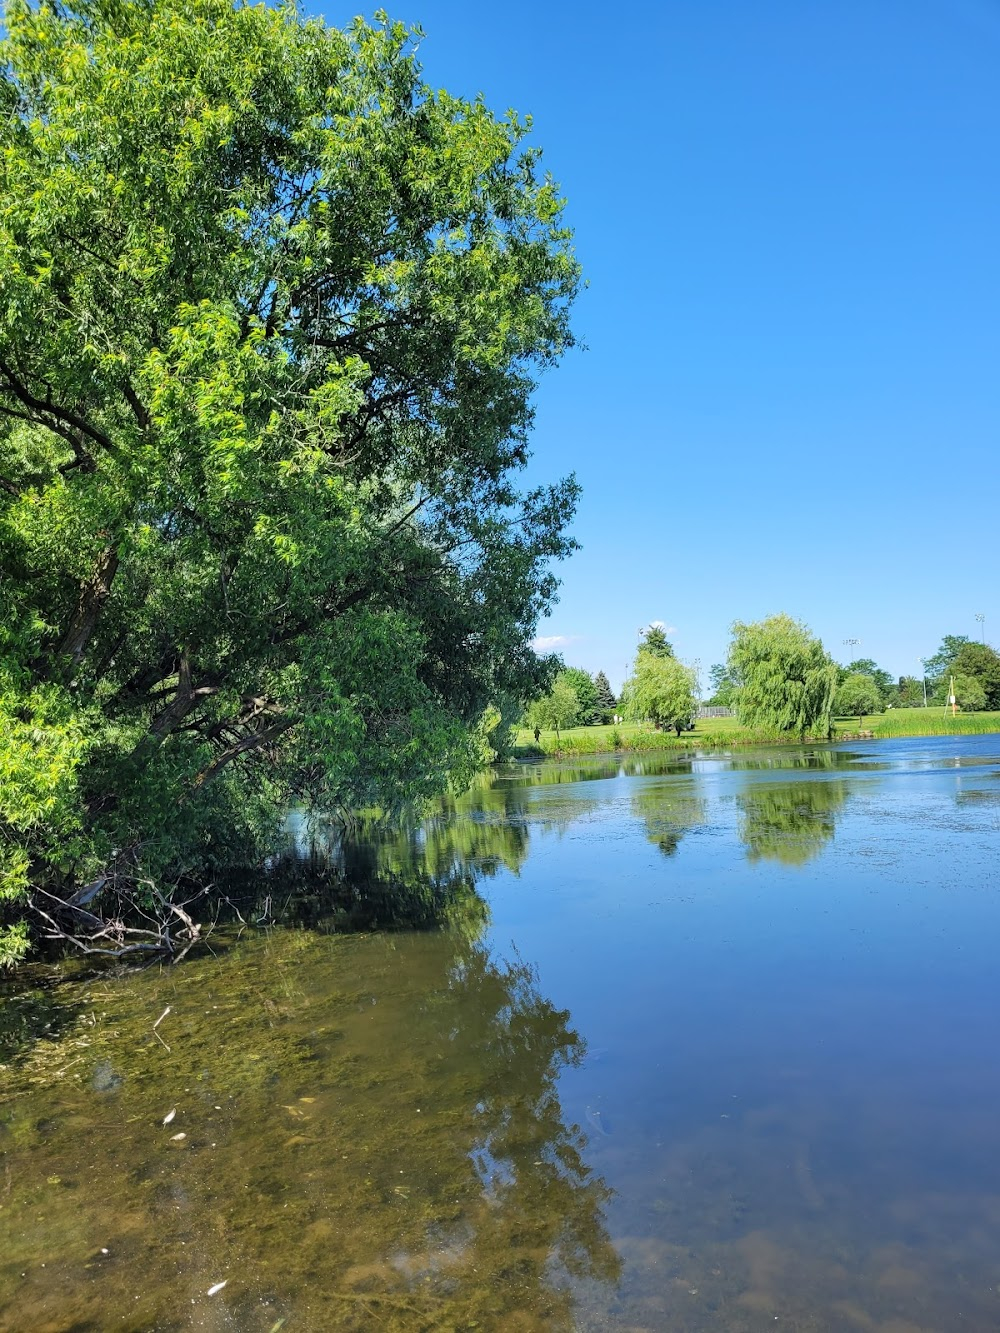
[630,778,707,857]
[736,776,850,864]
[251,763,617,938]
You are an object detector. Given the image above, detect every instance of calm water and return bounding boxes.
[3,737,1000,1331]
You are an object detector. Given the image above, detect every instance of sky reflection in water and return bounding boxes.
[2,736,1000,1331]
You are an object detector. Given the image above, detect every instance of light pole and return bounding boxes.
[975,613,985,644]
[842,638,861,657]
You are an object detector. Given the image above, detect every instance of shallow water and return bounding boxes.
[3,736,1000,1331]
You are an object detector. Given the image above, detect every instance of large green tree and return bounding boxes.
[559,667,601,725]
[950,643,1000,710]
[922,635,971,701]
[895,675,926,708]
[706,662,736,708]
[728,614,838,737]
[0,0,580,963]
[525,676,579,740]
[637,624,674,659]
[953,673,987,713]
[621,653,696,736]
[840,657,894,704]
[834,672,882,727]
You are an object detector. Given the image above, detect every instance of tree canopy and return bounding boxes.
[621,653,696,735]
[835,672,882,726]
[840,657,894,705]
[525,676,579,739]
[950,643,1000,710]
[559,667,601,726]
[895,675,925,708]
[953,673,987,713]
[728,615,837,737]
[0,0,580,963]
[637,625,674,659]
[921,636,1000,708]
[707,662,737,708]
[593,670,616,720]
[922,636,971,694]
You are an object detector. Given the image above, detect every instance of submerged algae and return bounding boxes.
[0,926,619,1331]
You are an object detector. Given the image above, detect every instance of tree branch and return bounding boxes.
[190,715,296,790]
[120,380,151,430]
[0,356,116,455]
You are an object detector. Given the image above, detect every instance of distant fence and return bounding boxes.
[696,706,733,719]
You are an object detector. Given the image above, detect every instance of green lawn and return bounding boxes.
[513,709,1000,757]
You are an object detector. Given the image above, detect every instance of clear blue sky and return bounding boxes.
[322,0,1000,690]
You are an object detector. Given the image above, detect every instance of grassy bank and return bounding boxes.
[846,707,1000,737]
[513,709,1000,758]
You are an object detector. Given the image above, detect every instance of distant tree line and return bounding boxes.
[705,624,1000,730]
[524,620,1000,749]
[525,626,699,740]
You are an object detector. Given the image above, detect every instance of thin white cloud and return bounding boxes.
[532,634,578,652]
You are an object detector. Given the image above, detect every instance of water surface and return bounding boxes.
[3,737,1000,1331]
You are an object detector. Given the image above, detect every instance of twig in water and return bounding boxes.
[152,1005,172,1051]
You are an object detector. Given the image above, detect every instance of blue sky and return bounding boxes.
[323,0,1000,690]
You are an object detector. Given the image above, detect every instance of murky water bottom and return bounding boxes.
[3,737,1000,1331]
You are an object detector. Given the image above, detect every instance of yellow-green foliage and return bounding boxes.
[0,680,89,964]
[729,614,838,737]
[0,0,581,963]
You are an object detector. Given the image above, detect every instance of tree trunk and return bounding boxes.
[49,545,119,678]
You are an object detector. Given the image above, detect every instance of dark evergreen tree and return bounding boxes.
[594,671,616,721]
[638,625,674,659]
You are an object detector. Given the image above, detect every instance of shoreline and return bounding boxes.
[510,720,1000,762]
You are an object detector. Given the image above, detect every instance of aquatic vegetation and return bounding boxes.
[0,927,619,1330]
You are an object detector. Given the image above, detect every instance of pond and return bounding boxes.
[3,736,1000,1331]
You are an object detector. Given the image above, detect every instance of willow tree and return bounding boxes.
[621,653,696,735]
[0,0,580,963]
[727,615,837,738]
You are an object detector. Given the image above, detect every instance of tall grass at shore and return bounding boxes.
[866,708,1000,737]
[513,709,1000,758]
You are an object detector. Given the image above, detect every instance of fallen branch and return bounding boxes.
[29,877,211,967]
